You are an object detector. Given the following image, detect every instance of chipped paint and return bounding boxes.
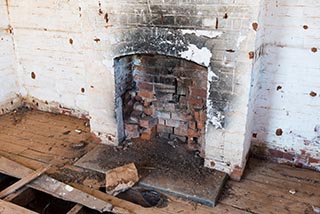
[179,44,212,67]
[181,29,223,39]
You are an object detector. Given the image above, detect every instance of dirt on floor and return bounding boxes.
[95,138,217,184]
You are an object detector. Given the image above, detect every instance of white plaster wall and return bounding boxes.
[252,0,320,170]
[0,0,19,114]
[7,0,89,117]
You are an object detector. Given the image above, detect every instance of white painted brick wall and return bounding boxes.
[0,1,19,114]
[7,0,88,116]
[252,0,320,170]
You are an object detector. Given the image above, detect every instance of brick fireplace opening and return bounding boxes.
[114,54,207,152]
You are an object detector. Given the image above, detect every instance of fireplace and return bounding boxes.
[84,0,261,180]
[114,54,208,152]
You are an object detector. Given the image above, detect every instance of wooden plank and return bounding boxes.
[220,179,316,214]
[0,165,50,198]
[0,157,121,213]
[246,159,320,185]
[245,171,320,198]
[3,186,29,202]
[0,151,46,170]
[66,204,83,214]
[0,200,39,214]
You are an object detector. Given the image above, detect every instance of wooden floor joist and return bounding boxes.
[0,165,50,198]
[0,200,39,214]
[0,157,119,213]
[66,204,84,214]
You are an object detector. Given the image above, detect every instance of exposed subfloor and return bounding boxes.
[0,109,319,213]
[75,138,227,207]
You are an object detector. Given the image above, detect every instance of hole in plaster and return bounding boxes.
[104,13,109,23]
[215,18,219,29]
[81,88,85,93]
[276,128,283,136]
[226,49,235,53]
[252,133,257,138]
[276,86,282,91]
[303,25,308,30]
[310,91,317,97]
[311,47,318,53]
[69,38,73,45]
[223,13,228,19]
[99,9,103,15]
[210,161,215,167]
[31,72,36,79]
[94,38,101,43]
[252,22,258,31]
[249,51,254,59]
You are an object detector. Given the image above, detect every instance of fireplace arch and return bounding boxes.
[114,53,208,152]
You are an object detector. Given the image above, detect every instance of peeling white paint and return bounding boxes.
[181,29,223,39]
[65,185,74,192]
[180,44,212,66]
[236,34,247,48]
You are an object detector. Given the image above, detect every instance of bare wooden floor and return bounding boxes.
[0,110,319,214]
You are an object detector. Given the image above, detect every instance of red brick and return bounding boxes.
[169,134,187,142]
[200,111,207,121]
[191,89,207,98]
[157,124,173,134]
[133,102,144,111]
[138,90,154,99]
[125,123,139,132]
[189,97,204,107]
[166,119,180,128]
[171,112,192,121]
[165,103,176,111]
[197,121,206,130]
[309,157,320,164]
[179,96,187,105]
[189,121,196,129]
[156,111,171,119]
[194,111,200,120]
[126,130,140,139]
[91,133,102,143]
[139,116,158,128]
[128,110,142,124]
[188,128,199,138]
[141,132,151,140]
[138,82,154,91]
[141,126,157,140]
[143,100,152,107]
[158,118,165,125]
[174,127,188,136]
[143,106,154,116]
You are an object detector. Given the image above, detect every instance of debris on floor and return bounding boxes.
[76,138,228,207]
[105,163,139,196]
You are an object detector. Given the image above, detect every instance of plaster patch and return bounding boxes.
[64,185,74,192]
[236,34,247,48]
[179,44,212,66]
[181,29,223,39]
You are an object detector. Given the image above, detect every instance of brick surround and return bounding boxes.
[115,54,207,151]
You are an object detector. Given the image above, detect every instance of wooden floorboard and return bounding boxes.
[0,110,319,214]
